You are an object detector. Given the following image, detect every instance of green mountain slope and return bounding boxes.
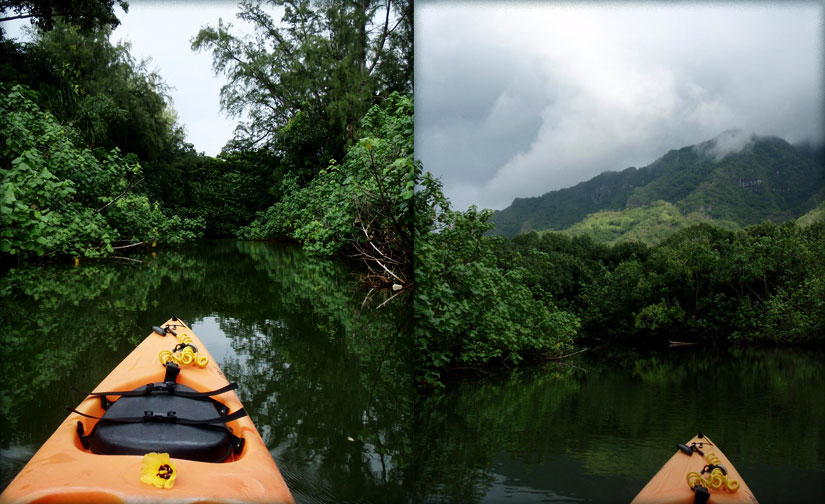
[491,132,824,238]
[797,200,825,227]
[555,201,739,246]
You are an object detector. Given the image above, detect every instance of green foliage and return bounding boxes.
[242,162,355,256]
[0,19,210,259]
[192,0,412,159]
[503,220,825,346]
[240,93,415,280]
[0,22,209,242]
[0,0,128,32]
[3,0,413,268]
[558,200,740,246]
[414,177,580,387]
[185,152,276,237]
[0,84,202,259]
[797,200,824,227]
[491,134,824,239]
[2,22,184,162]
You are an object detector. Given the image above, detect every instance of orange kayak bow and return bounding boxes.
[1,318,294,504]
[631,433,757,504]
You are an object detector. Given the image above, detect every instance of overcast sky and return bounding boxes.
[2,0,264,156]
[416,1,824,211]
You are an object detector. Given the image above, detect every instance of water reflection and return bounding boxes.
[0,241,411,502]
[414,346,825,503]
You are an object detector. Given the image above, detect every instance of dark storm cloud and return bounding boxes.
[416,32,551,206]
[415,3,824,211]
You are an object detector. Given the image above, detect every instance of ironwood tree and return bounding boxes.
[0,0,127,32]
[192,0,412,169]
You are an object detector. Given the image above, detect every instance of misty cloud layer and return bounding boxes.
[697,130,756,162]
[415,3,824,211]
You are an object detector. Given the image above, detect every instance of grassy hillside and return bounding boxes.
[554,201,739,246]
[491,132,824,238]
[798,200,825,227]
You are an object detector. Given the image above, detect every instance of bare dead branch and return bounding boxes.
[376,287,404,309]
[111,241,146,250]
[542,347,591,360]
[95,178,144,214]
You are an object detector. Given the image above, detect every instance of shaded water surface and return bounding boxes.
[414,346,825,503]
[0,240,411,503]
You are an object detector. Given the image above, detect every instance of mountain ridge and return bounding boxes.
[490,132,824,238]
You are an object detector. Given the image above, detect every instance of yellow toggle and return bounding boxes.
[156,328,209,369]
[158,350,175,365]
[686,472,704,488]
[685,450,740,493]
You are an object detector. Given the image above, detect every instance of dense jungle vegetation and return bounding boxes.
[416,212,824,387]
[1,0,414,290]
[2,2,822,392]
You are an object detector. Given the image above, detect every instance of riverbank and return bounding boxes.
[416,218,825,388]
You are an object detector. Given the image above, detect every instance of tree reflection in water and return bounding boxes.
[0,240,411,502]
[414,346,825,503]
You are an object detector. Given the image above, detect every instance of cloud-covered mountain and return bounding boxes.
[490,133,824,238]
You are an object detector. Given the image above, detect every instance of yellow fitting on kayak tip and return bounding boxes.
[158,350,174,365]
[685,451,741,495]
[686,472,704,488]
[158,331,208,368]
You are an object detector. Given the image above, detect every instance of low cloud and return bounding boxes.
[695,129,756,162]
[416,3,823,211]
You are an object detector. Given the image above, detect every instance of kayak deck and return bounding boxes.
[1,318,294,504]
[631,434,758,504]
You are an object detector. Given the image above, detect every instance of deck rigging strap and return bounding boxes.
[71,407,247,454]
[72,382,235,415]
[79,382,238,399]
[691,483,710,504]
[67,406,248,425]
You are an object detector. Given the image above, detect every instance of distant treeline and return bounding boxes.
[416,212,824,387]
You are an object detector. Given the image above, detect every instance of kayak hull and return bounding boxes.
[631,434,758,504]
[1,318,294,504]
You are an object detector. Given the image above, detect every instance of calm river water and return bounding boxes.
[0,240,411,503]
[414,346,825,503]
[2,242,823,503]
